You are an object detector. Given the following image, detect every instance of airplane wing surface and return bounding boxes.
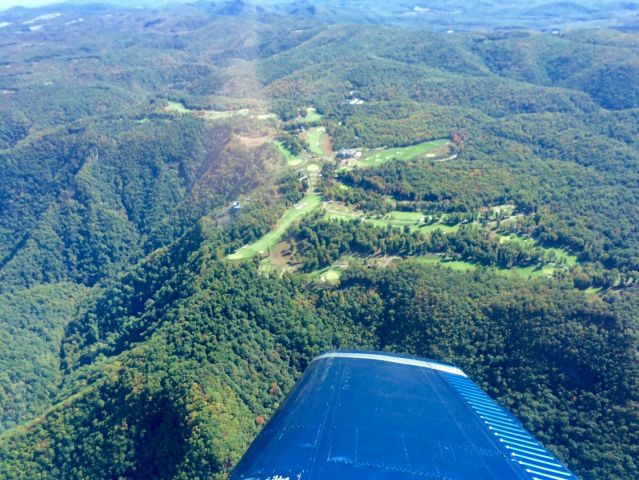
[231,350,578,480]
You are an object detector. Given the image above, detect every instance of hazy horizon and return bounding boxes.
[0,0,180,12]
[0,0,58,11]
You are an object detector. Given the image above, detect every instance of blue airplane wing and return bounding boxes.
[231,350,579,480]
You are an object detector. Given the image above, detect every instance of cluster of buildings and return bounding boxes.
[336,148,362,160]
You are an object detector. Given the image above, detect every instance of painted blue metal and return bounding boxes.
[230,350,579,480]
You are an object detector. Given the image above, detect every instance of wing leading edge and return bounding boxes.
[231,350,578,480]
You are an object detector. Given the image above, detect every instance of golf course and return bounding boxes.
[228,194,322,260]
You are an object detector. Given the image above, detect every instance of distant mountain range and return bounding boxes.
[2,0,639,30]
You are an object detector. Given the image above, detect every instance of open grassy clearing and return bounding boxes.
[228,194,322,260]
[274,144,321,175]
[258,240,300,277]
[417,223,460,234]
[412,256,477,272]
[287,107,323,125]
[409,232,573,279]
[307,255,363,285]
[258,258,273,274]
[384,211,424,223]
[378,211,460,233]
[309,251,559,280]
[585,286,604,296]
[499,233,578,266]
[303,107,323,123]
[306,127,332,158]
[544,247,577,266]
[323,202,363,220]
[164,100,274,122]
[312,267,343,285]
[411,255,558,278]
[200,109,251,120]
[343,139,451,170]
[275,127,332,172]
[320,205,569,278]
[275,141,304,167]
[489,204,516,215]
[164,100,190,113]
[257,257,297,276]
[498,215,526,227]
[546,247,577,266]
[506,264,556,279]
[323,202,460,233]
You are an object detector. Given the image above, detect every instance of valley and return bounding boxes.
[0,2,638,480]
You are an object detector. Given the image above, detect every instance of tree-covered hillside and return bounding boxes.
[1,230,636,479]
[0,2,638,480]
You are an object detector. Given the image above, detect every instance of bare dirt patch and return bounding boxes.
[320,131,333,157]
[268,239,300,272]
[237,134,272,148]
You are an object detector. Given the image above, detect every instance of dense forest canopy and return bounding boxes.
[0,1,638,480]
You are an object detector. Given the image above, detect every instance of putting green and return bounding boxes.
[316,268,343,284]
[324,269,342,281]
[310,266,344,285]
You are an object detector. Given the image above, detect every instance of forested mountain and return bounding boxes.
[0,2,637,479]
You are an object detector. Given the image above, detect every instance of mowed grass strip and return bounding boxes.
[367,214,459,234]
[507,264,556,279]
[385,211,424,224]
[323,202,363,221]
[499,233,578,266]
[257,113,278,120]
[353,139,451,168]
[163,100,261,121]
[201,109,251,120]
[412,254,556,278]
[276,141,304,167]
[304,107,323,123]
[417,223,460,234]
[228,194,322,260]
[164,100,190,113]
[322,203,459,233]
[411,255,477,272]
[307,127,330,157]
